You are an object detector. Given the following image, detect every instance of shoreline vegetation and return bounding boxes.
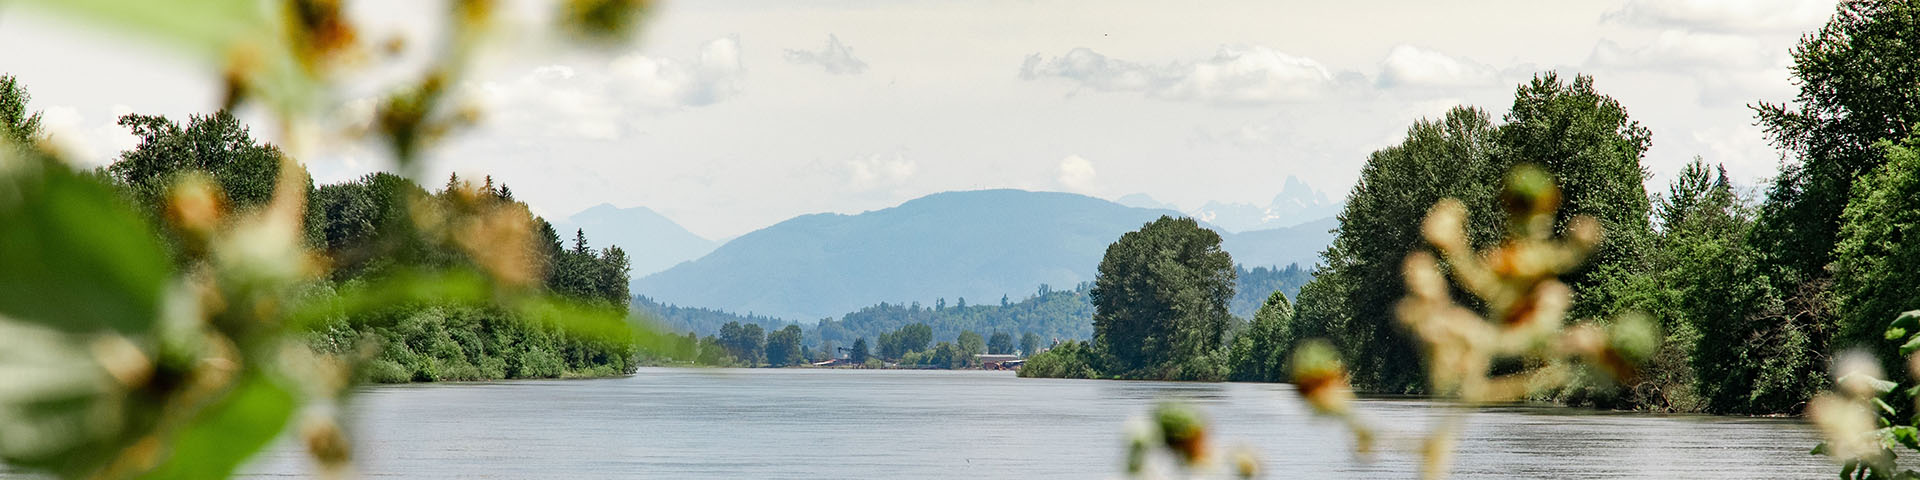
[1021,0,1920,428]
[2,88,650,386]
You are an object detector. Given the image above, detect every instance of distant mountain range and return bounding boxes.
[631,189,1338,321]
[550,204,717,278]
[1121,176,1342,233]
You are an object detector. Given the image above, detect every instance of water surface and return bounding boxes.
[238,367,1828,479]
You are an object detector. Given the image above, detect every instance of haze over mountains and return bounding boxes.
[619,188,1340,321]
[1120,176,1342,233]
[550,204,717,277]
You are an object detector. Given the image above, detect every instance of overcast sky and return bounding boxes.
[0,0,1836,239]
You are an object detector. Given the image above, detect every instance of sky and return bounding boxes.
[0,0,1838,239]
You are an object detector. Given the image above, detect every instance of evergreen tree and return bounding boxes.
[850,337,870,363]
[0,74,44,147]
[988,332,1013,355]
[1020,332,1042,357]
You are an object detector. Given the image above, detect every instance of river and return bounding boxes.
[235,367,1829,479]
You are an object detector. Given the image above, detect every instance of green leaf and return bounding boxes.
[1840,372,1900,396]
[11,0,268,59]
[284,269,492,331]
[513,295,645,345]
[1886,426,1920,452]
[1902,335,1920,357]
[137,372,298,480]
[0,163,170,334]
[1878,398,1902,417]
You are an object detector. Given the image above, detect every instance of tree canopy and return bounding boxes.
[1090,216,1236,380]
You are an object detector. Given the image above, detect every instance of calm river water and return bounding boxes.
[234,367,1829,479]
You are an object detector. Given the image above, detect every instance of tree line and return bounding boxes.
[0,80,646,383]
[1025,0,1920,416]
[631,262,1310,369]
[304,171,640,381]
[641,317,1046,369]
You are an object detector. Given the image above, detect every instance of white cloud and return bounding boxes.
[34,105,139,166]
[784,34,868,75]
[1056,154,1098,193]
[1020,45,1343,106]
[846,151,916,190]
[608,35,746,108]
[1588,30,1775,70]
[474,36,746,140]
[1606,0,1838,33]
[1690,124,1787,184]
[38,105,94,161]
[1376,45,1500,89]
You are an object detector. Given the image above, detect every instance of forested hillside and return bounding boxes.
[809,284,1096,353]
[1229,264,1312,319]
[633,295,792,337]
[632,189,1333,321]
[634,262,1308,359]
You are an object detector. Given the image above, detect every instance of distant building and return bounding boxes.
[975,354,1021,369]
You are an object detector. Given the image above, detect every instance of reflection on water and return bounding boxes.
[230,368,1827,479]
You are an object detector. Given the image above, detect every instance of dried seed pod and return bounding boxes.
[285,0,359,72]
[1421,199,1470,256]
[165,173,226,255]
[1154,403,1209,466]
[561,0,651,46]
[1807,393,1878,463]
[1290,340,1355,416]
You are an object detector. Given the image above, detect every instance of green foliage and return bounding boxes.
[695,335,733,366]
[1304,106,1501,392]
[987,331,1013,355]
[109,112,289,216]
[308,172,432,278]
[1811,311,1920,479]
[1228,264,1312,319]
[1284,74,1654,395]
[0,159,171,335]
[0,0,659,474]
[1588,159,1748,412]
[1020,332,1042,357]
[765,324,805,367]
[1016,340,1103,379]
[1227,291,1294,382]
[296,170,643,382]
[1089,216,1236,378]
[631,295,788,337]
[1,74,44,147]
[137,374,296,480]
[1497,73,1655,320]
[820,286,1094,357]
[546,229,632,306]
[849,337,870,363]
[1710,0,1920,415]
[1752,0,1920,280]
[0,89,650,480]
[316,303,637,383]
[875,322,933,360]
[639,284,1097,363]
[718,321,766,366]
[956,330,985,357]
[1834,138,1920,376]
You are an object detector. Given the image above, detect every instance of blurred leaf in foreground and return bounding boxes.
[0,158,171,335]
